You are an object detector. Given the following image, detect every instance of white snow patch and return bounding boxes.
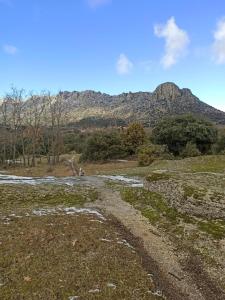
[99,175,143,187]
[117,239,134,249]
[32,207,106,220]
[88,289,100,293]
[90,219,104,224]
[149,289,164,297]
[100,238,112,242]
[0,173,81,186]
[107,283,116,289]
[68,296,79,300]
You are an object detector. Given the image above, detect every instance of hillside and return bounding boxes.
[59,82,225,127]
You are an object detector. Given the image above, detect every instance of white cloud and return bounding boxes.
[3,44,18,55]
[87,0,111,8]
[116,54,133,75]
[154,17,190,69]
[213,17,225,64]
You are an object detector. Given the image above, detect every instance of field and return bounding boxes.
[0,184,163,300]
[1,155,225,299]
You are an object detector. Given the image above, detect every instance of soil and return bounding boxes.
[86,185,225,300]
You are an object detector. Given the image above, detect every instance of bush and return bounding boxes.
[212,130,225,154]
[64,131,90,154]
[181,142,201,158]
[80,131,128,162]
[138,144,172,166]
[152,115,218,156]
[123,123,146,155]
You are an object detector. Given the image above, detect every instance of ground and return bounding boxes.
[0,185,162,300]
[1,155,225,299]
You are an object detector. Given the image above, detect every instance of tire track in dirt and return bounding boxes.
[86,187,208,300]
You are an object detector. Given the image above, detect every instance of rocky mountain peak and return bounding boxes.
[153,82,182,100]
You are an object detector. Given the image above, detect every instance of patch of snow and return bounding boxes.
[90,219,104,224]
[99,175,143,187]
[0,173,81,186]
[100,238,112,242]
[117,239,134,249]
[107,283,116,289]
[116,160,129,162]
[68,296,79,300]
[88,289,100,293]
[149,289,164,298]
[131,183,144,188]
[31,207,106,220]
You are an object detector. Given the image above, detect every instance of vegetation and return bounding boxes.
[121,187,180,225]
[138,144,173,166]
[152,115,218,156]
[181,142,201,158]
[80,131,128,162]
[0,190,160,300]
[146,173,172,182]
[0,88,224,170]
[123,123,146,155]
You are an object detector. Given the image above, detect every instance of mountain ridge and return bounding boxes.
[57,82,225,126]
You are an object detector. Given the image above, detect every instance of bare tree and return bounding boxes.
[46,91,67,165]
[23,91,47,167]
[3,87,25,164]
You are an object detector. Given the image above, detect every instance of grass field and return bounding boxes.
[0,184,163,300]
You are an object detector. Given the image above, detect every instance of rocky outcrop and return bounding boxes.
[11,82,225,127]
[56,82,225,126]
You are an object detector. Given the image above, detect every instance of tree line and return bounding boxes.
[0,87,68,167]
[1,87,225,169]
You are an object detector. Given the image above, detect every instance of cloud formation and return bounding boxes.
[213,17,225,64]
[116,54,133,75]
[3,44,18,55]
[154,17,190,69]
[87,0,111,8]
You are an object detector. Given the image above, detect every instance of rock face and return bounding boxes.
[56,82,225,126]
[153,82,182,100]
[18,82,225,127]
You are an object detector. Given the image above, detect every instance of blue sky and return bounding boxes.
[0,0,225,111]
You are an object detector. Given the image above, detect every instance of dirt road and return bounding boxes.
[86,186,225,300]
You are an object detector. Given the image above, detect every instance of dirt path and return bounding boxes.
[86,186,223,300]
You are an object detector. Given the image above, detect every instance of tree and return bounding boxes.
[152,115,218,155]
[80,131,127,162]
[3,87,25,164]
[23,91,47,167]
[123,123,146,155]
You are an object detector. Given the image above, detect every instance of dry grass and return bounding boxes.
[0,183,163,300]
[5,156,138,177]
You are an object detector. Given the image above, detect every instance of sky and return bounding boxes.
[0,0,225,111]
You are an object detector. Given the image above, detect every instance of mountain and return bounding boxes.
[59,82,225,127]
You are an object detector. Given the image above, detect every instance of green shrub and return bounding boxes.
[181,142,201,158]
[80,131,128,162]
[138,144,173,166]
[152,115,218,156]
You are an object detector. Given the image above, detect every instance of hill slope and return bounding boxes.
[59,82,225,127]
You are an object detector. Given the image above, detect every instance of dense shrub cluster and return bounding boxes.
[79,131,128,162]
[152,115,218,156]
[62,116,225,163]
[138,144,172,166]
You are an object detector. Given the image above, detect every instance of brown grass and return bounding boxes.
[6,156,138,177]
[0,213,161,300]
[0,183,163,299]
